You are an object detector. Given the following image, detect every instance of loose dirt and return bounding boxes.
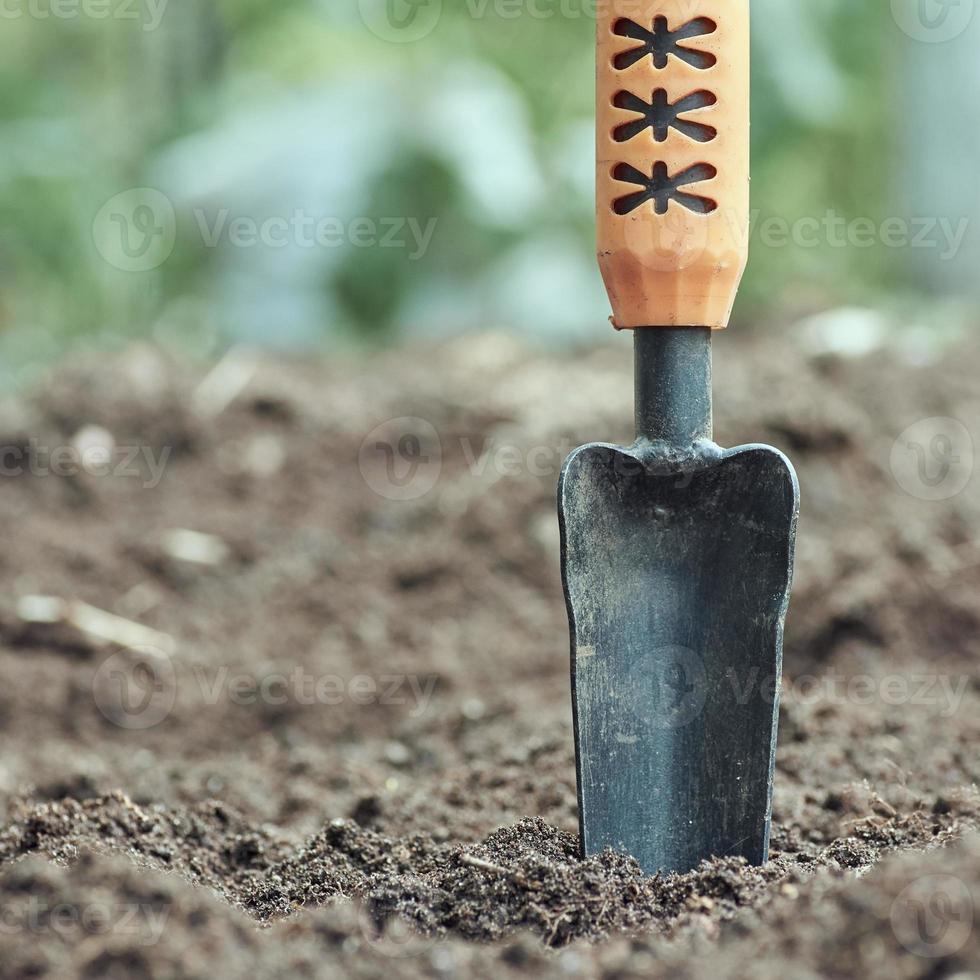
[0,332,977,978]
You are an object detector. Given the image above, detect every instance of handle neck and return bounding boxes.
[634,328,713,447]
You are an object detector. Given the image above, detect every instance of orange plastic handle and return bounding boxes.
[597,2,750,329]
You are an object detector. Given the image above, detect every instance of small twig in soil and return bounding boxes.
[17,595,176,655]
[192,350,257,419]
[545,910,572,947]
[459,853,511,876]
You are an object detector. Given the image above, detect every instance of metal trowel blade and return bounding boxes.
[559,440,799,874]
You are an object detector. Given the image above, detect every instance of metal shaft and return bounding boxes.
[634,327,713,446]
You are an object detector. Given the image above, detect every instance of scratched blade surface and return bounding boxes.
[559,442,799,874]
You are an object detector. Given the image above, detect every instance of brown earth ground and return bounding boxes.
[0,331,977,978]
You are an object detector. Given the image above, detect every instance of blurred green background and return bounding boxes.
[0,0,977,384]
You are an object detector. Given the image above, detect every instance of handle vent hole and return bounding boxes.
[613,89,717,143]
[613,16,717,71]
[612,162,718,216]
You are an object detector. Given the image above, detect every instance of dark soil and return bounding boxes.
[0,332,977,978]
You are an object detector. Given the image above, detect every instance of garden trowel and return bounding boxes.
[559,1,799,874]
